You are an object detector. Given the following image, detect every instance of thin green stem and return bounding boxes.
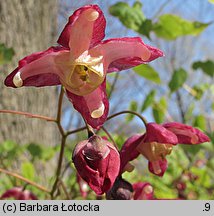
[108,73,120,99]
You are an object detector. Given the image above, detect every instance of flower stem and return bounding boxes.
[65,126,87,137]
[100,126,118,150]
[0,167,50,193]
[107,110,148,127]
[0,109,55,122]
[108,73,119,99]
[50,87,67,199]
[56,86,65,136]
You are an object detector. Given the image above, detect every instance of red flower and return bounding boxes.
[4,5,163,129]
[1,187,38,200]
[120,122,210,177]
[133,182,154,200]
[72,135,120,195]
[106,177,133,200]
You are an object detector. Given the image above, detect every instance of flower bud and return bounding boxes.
[72,135,120,195]
[106,178,133,200]
[0,187,38,200]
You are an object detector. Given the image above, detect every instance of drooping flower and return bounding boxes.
[0,187,38,200]
[4,5,163,129]
[132,182,154,200]
[72,135,120,195]
[120,122,210,177]
[106,177,133,200]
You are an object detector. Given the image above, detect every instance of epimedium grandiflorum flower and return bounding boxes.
[4,5,163,129]
[106,177,133,200]
[0,187,38,200]
[132,182,154,200]
[72,135,120,195]
[120,122,210,177]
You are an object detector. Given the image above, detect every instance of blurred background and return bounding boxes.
[0,0,214,199]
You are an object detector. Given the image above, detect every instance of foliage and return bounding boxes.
[0,44,14,65]
[109,2,210,39]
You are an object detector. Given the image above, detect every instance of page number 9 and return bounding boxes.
[203,203,210,212]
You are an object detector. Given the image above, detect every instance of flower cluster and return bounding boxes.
[4,4,210,200]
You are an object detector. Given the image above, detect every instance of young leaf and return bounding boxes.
[168,68,187,92]
[152,97,167,123]
[109,2,145,31]
[21,162,35,181]
[192,60,214,77]
[193,115,207,131]
[192,83,209,100]
[153,14,210,40]
[109,2,153,38]
[134,64,161,84]
[126,100,138,122]
[141,90,156,112]
[0,43,14,65]
[27,143,43,159]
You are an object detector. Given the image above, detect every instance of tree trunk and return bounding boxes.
[0,0,60,145]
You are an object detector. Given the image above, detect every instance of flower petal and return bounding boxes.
[148,159,168,177]
[73,139,120,195]
[57,5,106,58]
[107,44,164,72]
[162,122,210,144]
[133,182,154,200]
[145,123,178,144]
[90,37,163,71]
[4,46,69,88]
[66,80,109,129]
[120,134,143,173]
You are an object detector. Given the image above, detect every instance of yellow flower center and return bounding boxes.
[137,141,173,162]
[76,65,90,82]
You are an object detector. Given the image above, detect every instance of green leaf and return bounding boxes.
[152,97,167,123]
[2,140,16,151]
[134,64,161,84]
[21,162,35,181]
[212,102,214,111]
[126,100,138,122]
[109,2,145,31]
[0,43,14,65]
[141,90,156,112]
[153,14,210,40]
[168,68,187,92]
[192,60,214,77]
[193,115,207,131]
[192,83,209,100]
[109,2,153,38]
[27,143,43,158]
[106,80,111,97]
[208,0,214,4]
